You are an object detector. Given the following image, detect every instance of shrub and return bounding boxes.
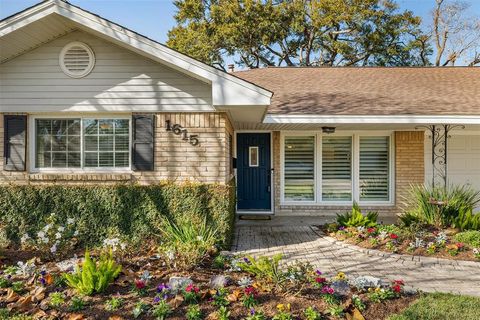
[237,254,283,284]
[336,202,378,227]
[401,184,480,230]
[454,231,480,248]
[159,217,219,269]
[0,180,236,248]
[64,250,121,295]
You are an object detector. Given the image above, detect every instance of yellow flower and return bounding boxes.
[277,303,291,312]
[335,272,346,280]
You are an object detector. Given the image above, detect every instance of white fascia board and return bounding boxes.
[0,1,57,36]
[264,114,480,125]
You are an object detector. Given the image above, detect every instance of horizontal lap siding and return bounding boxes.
[0,30,213,112]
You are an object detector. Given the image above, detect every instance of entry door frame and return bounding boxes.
[234,130,274,215]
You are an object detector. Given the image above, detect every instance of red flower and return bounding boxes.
[185,284,199,293]
[367,227,376,233]
[244,286,258,297]
[315,277,327,284]
[135,280,146,290]
[393,280,404,286]
[390,233,399,239]
[456,242,464,249]
[392,284,402,293]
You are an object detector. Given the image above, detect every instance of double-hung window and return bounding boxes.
[35,118,130,170]
[282,133,392,204]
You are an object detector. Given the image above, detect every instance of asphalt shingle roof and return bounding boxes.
[233,67,480,115]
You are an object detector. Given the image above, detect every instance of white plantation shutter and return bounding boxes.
[359,136,390,201]
[284,136,315,201]
[322,136,352,201]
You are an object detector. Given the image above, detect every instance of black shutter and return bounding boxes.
[132,114,155,171]
[4,115,27,171]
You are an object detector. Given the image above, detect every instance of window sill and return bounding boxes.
[28,173,133,182]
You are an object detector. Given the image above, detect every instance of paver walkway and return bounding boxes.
[231,224,480,297]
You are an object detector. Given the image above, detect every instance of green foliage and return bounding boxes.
[186,304,203,320]
[168,0,429,69]
[388,293,480,320]
[159,217,219,269]
[213,254,228,269]
[237,254,283,284]
[303,306,322,320]
[69,296,86,311]
[337,203,378,227]
[105,296,124,311]
[64,250,121,296]
[217,306,231,320]
[212,288,229,307]
[11,281,24,294]
[151,299,172,320]
[132,301,149,319]
[454,231,480,248]
[245,310,267,320]
[0,181,236,248]
[49,292,65,308]
[401,184,480,230]
[0,277,9,288]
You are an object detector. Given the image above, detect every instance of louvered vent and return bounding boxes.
[60,42,95,78]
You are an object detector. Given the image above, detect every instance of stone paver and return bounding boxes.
[231,224,480,297]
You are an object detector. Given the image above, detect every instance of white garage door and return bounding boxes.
[425,134,480,192]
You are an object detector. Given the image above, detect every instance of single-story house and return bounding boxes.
[1,0,479,217]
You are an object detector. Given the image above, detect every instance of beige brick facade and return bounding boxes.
[0,112,233,185]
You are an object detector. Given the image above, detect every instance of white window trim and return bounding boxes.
[280,130,395,206]
[29,114,132,173]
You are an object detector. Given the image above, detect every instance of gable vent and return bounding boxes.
[60,42,95,78]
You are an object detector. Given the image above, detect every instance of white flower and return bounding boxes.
[55,232,62,240]
[50,244,57,254]
[58,226,65,232]
[357,226,366,233]
[67,218,75,225]
[37,231,45,238]
[20,234,30,243]
[73,230,79,237]
[43,224,52,232]
[41,237,49,244]
[473,248,480,255]
[120,242,127,250]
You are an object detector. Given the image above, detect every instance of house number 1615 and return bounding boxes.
[165,120,199,146]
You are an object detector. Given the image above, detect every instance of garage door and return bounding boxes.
[425,134,480,192]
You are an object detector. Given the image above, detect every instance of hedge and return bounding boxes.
[0,180,236,248]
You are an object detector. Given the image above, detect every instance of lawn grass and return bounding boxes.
[388,292,480,320]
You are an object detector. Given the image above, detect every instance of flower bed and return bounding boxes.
[323,224,480,262]
[0,247,418,320]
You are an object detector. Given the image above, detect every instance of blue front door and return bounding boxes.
[237,133,271,211]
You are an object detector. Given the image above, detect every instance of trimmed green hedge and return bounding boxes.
[0,180,236,248]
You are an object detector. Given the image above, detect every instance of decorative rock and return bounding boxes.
[55,255,80,272]
[209,275,229,289]
[168,276,193,294]
[349,275,387,290]
[331,280,351,297]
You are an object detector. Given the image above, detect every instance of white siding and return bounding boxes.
[0,30,213,112]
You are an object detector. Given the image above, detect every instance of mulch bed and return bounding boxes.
[0,248,419,320]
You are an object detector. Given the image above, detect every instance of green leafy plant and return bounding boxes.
[64,250,121,295]
[49,292,65,308]
[0,277,10,288]
[213,254,228,269]
[237,254,283,284]
[336,202,378,227]
[69,296,86,311]
[304,306,322,320]
[132,301,149,319]
[11,281,24,294]
[367,287,396,302]
[159,217,219,269]
[245,309,266,320]
[352,294,366,311]
[327,305,344,317]
[217,306,231,320]
[186,304,203,320]
[454,231,480,247]
[212,288,230,307]
[401,184,480,230]
[105,296,124,311]
[151,299,172,320]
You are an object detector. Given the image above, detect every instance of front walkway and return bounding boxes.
[231,218,480,297]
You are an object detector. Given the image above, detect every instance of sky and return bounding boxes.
[1,0,480,66]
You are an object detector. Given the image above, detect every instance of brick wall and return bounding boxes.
[272,130,425,217]
[0,112,232,185]
[394,131,425,210]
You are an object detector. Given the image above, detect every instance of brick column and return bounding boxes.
[395,131,425,211]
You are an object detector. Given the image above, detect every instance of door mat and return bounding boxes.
[238,215,272,221]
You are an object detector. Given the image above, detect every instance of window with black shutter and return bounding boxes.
[132,114,155,171]
[4,115,27,171]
